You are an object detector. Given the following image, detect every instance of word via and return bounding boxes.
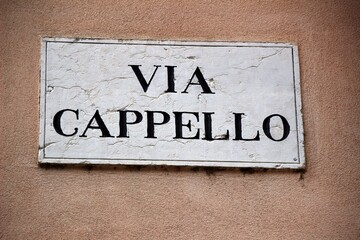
[129,65,214,94]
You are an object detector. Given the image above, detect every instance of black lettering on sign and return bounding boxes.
[233,113,260,141]
[52,109,292,142]
[165,65,177,93]
[263,114,290,141]
[182,67,214,94]
[202,112,229,141]
[53,109,79,137]
[80,110,113,138]
[118,110,143,138]
[129,65,160,92]
[145,111,170,139]
[173,111,200,139]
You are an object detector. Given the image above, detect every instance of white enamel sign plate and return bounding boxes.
[39,38,305,168]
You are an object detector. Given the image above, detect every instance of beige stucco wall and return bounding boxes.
[1,0,359,239]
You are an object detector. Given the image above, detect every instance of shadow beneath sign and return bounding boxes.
[38,162,306,179]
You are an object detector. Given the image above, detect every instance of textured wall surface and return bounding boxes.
[1,1,359,239]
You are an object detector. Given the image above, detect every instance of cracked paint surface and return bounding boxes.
[39,38,304,168]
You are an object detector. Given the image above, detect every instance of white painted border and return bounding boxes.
[38,38,305,169]
[38,40,47,162]
[292,46,306,169]
[42,37,294,47]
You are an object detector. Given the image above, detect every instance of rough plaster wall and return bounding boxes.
[0,0,359,239]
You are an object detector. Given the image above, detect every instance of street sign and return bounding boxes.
[39,38,305,168]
